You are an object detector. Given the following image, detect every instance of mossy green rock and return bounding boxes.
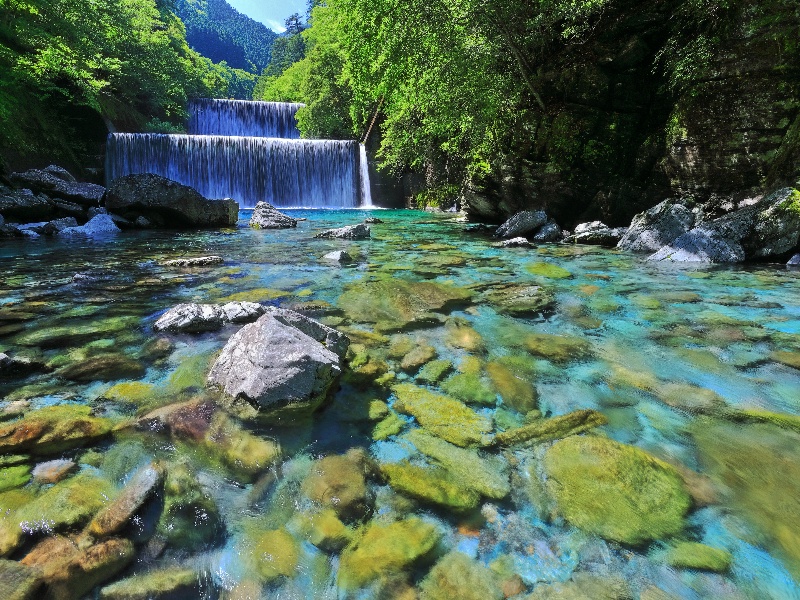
[486,360,538,413]
[441,372,496,406]
[523,333,592,363]
[526,572,631,599]
[382,461,480,510]
[482,283,556,317]
[338,517,441,590]
[157,463,223,550]
[420,552,503,600]
[404,429,510,499]
[57,353,145,382]
[372,412,406,441]
[17,317,139,349]
[416,359,453,384]
[250,528,300,582]
[495,409,608,446]
[664,542,732,572]
[0,465,30,493]
[526,262,573,279]
[393,384,492,447]
[338,279,471,331]
[0,405,114,455]
[543,436,691,545]
[293,508,354,552]
[0,558,44,600]
[99,568,198,600]
[301,450,371,520]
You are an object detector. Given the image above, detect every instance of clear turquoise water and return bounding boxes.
[1,209,800,598]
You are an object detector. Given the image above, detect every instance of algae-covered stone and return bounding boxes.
[404,430,510,499]
[664,542,732,572]
[0,464,31,492]
[770,350,800,370]
[338,517,441,590]
[420,552,503,600]
[382,461,480,510]
[338,279,472,331]
[486,360,538,413]
[17,317,139,349]
[0,405,113,455]
[102,382,158,405]
[393,384,492,447]
[88,462,164,537]
[99,567,198,600]
[57,353,145,382]
[250,528,300,582]
[293,508,353,552]
[157,463,223,549]
[543,436,690,545]
[416,359,453,384]
[0,558,43,600]
[526,572,631,599]
[373,412,406,441]
[526,262,572,279]
[523,333,592,364]
[301,450,372,520]
[400,344,437,372]
[482,283,556,317]
[495,410,607,446]
[444,320,484,352]
[440,372,496,406]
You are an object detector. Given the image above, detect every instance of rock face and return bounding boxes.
[105,174,238,228]
[207,308,349,416]
[314,223,370,239]
[649,188,800,262]
[617,199,696,252]
[10,168,105,206]
[154,302,265,333]
[249,201,297,229]
[0,189,56,221]
[494,210,548,238]
[567,221,628,245]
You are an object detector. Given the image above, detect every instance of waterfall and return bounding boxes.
[359,144,373,207]
[188,99,304,139]
[106,134,359,209]
[106,99,367,208]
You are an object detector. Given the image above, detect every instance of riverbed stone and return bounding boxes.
[88,462,164,537]
[249,201,297,229]
[526,572,631,599]
[0,405,113,455]
[486,360,538,413]
[543,436,691,545]
[618,199,696,252]
[58,353,145,382]
[404,430,510,499]
[399,344,436,372]
[105,173,238,228]
[493,237,532,248]
[495,409,608,446]
[440,372,496,406]
[494,210,548,238]
[382,461,480,511]
[154,301,264,333]
[31,459,77,485]
[301,450,372,520]
[526,262,573,279]
[21,535,134,600]
[523,333,592,363]
[416,359,453,384]
[481,283,556,317]
[314,223,370,239]
[393,384,492,447]
[0,464,31,492]
[99,567,198,600]
[248,528,300,582]
[323,250,353,262]
[338,517,442,590]
[59,214,120,237]
[664,542,732,572]
[567,221,628,246]
[420,552,503,600]
[161,255,224,267]
[0,558,44,600]
[157,462,223,550]
[17,316,138,349]
[207,308,349,417]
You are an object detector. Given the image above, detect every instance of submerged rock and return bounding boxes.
[314,223,370,239]
[161,255,224,267]
[153,301,265,333]
[57,353,145,382]
[99,568,198,600]
[419,552,503,600]
[249,201,297,229]
[523,332,592,363]
[494,210,548,239]
[481,283,556,317]
[0,558,43,600]
[207,308,349,417]
[527,572,631,599]
[293,508,354,552]
[0,352,49,378]
[105,173,238,228]
[0,405,113,455]
[495,409,608,446]
[393,384,492,447]
[323,250,353,262]
[543,436,691,545]
[247,528,300,582]
[338,517,441,590]
[382,461,480,511]
[664,542,732,572]
[87,462,164,537]
[31,459,77,485]
[617,199,696,252]
[157,462,223,550]
[301,450,372,520]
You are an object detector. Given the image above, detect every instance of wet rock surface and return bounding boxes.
[153,301,265,333]
[314,223,370,239]
[249,201,297,229]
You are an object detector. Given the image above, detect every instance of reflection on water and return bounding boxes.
[1,209,800,598]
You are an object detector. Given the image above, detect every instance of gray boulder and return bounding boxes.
[532,219,563,243]
[568,221,628,246]
[618,199,696,252]
[493,237,532,248]
[154,301,264,333]
[494,210,548,239]
[207,308,349,416]
[314,223,370,239]
[105,174,238,228]
[250,201,297,229]
[10,168,104,206]
[59,214,120,237]
[323,250,353,262]
[649,188,800,263]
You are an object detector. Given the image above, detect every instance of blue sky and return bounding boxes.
[226,0,308,32]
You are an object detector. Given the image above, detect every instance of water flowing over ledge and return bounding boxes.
[106,133,359,209]
[188,99,305,139]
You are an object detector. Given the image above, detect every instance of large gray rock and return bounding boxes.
[650,188,800,262]
[568,221,628,246]
[10,168,104,206]
[618,199,696,252]
[532,219,563,242]
[250,201,297,229]
[207,308,349,416]
[59,214,120,237]
[314,223,370,239]
[494,210,548,239]
[105,174,238,228]
[154,302,264,333]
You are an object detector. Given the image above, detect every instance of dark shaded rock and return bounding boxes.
[323,250,353,262]
[58,354,145,382]
[207,308,349,416]
[0,224,23,238]
[494,210,548,238]
[99,568,198,600]
[788,253,800,266]
[301,449,373,520]
[40,217,78,236]
[88,463,164,537]
[42,165,76,183]
[567,221,628,245]
[156,462,223,549]
[0,189,55,221]
[153,301,264,333]
[10,169,104,206]
[105,174,238,228]
[531,219,563,242]
[161,255,223,267]
[249,201,297,229]
[0,558,44,600]
[314,223,370,239]
[618,199,696,252]
[0,353,50,378]
[464,223,495,233]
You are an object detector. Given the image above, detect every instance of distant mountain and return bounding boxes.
[176,0,278,73]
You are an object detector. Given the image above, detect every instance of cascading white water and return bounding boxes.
[359,144,373,208]
[106,134,359,208]
[188,99,304,139]
[105,99,368,208]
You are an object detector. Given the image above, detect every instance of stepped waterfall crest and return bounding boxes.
[106,99,372,209]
